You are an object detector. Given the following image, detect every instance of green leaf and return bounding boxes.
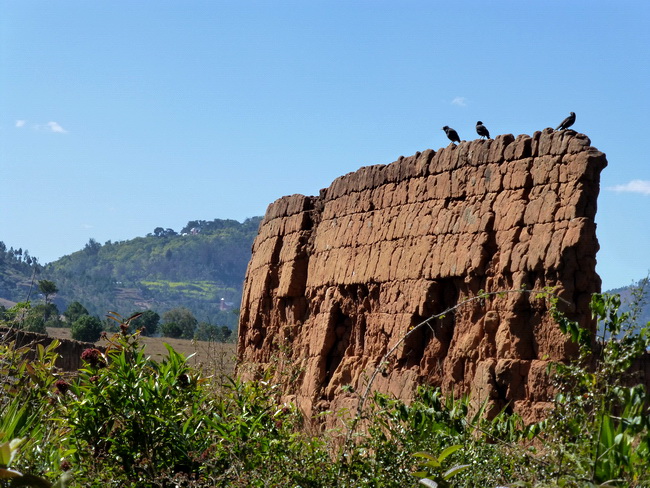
[0,438,24,467]
[418,479,438,488]
[413,451,437,461]
[442,464,470,480]
[0,441,11,466]
[437,444,463,462]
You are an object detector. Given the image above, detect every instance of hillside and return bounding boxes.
[606,279,650,327]
[0,242,39,303]
[0,217,262,326]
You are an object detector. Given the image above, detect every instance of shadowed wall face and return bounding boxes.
[238,128,607,422]
[1,327,100,371]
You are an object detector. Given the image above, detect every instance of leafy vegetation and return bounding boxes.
[0,291,648,487]
[160,307,197,339]
[0,301,63,334]
[70,315,104,342]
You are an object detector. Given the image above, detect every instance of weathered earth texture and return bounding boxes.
[237,128,607,422]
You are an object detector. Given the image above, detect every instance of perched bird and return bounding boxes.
[442,126,461,144]
[476,121,491,139]
[556,112,576,130]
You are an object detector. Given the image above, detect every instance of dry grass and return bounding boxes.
[46,327,238,378]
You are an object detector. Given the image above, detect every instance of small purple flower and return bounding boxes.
[177,373,190,387]
[81,348,105,368]
[60,459,72,472]
[54,379,70,395]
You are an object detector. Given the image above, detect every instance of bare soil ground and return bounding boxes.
[46,327,238,378]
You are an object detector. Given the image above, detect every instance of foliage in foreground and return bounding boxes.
[0,293,648,487]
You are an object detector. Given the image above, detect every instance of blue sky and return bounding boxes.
[1,1,649,291]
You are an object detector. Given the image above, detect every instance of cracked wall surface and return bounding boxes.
[237,128,607,422]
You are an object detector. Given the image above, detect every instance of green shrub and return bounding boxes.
[160,320,183,338]
[58,319,212,484]
[63,301,89,324]
[537,292,650,485]
[130,309,160,336]
[194,322,232,342]
[70,315,103,342]
[161,307,197,339]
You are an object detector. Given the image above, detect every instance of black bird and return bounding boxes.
[442,126,460,144]
[556,112,576,130]
[476,121,491,139]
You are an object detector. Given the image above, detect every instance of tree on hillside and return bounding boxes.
[64,301,90,324]
[84,238,102,255]
[161,307,197,339]
[38,280,58,305]
[152,227,178,238]
[131,310,160,336]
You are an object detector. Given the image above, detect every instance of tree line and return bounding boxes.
[0,279,235,343]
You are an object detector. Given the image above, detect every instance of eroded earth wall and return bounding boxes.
[1,327,100,371]
[237,128,607,421]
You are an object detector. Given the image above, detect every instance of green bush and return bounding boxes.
[194,322,232,342]
[160,320,183,338]
[20,314,47,334]
[537,292,650,485]
[63,300,89,324]
[70,315,103,342]
[161,307,197,339]
[130,309,160,336]
[63,333,211,482]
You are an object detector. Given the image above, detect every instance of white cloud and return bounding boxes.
[15,120,69,133]
[607,180,650,195]
[451,97,468,107]
[46,121,68,134]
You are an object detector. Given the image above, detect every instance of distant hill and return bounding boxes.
[605,280,650,327]
[0,242,38,303]
[0,217,262,327]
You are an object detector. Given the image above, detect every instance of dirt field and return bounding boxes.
[46,327,238,378]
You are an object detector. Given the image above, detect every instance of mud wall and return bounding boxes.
[237,128,607,422]
[1,327,99,371]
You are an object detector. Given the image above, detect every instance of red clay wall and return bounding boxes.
[237,128,607,422]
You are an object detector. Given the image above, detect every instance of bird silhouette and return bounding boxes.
[442,126,460,144]
[556,112,576,130]
[476,121,491,139]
